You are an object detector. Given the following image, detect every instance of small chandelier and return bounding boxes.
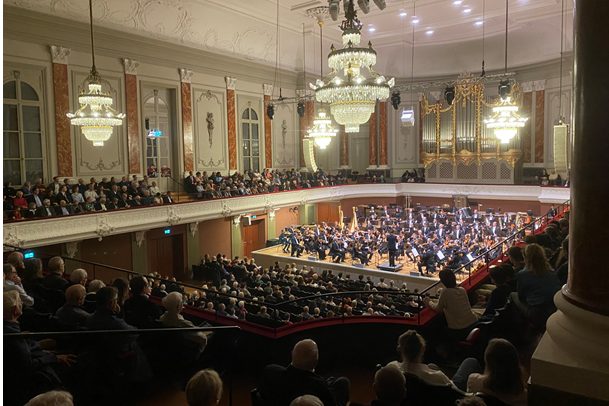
[311,0,394,133]
[307,110,338,149]
[67,0,125,146]
[484,0,527,144]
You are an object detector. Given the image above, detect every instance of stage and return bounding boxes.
[252,245,445,293]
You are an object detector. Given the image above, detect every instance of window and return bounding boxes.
[3,79,44,185]
[143,90,172,177]
[241,107,260,172]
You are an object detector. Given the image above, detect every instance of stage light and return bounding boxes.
[358,0,370,14]
[372,0,386,10]
[329,0,340,21]
[391,91,401,110]
[267,103,275,120]
[444,86,455,105]
[297,101,306,117]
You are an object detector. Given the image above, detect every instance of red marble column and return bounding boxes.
[123,58,140,174]
[534,89,545,163]
[179,68,194,172]
[368,103,378,167]
[263,84,273,169]
[339,126,349,167]
[521,91,533,163]
[299,99,315,168]
[50,46,72,177]
[225,77,237,172]
[378,101,388,167]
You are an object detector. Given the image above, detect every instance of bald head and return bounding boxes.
[291,339,319,372]
[289,395,323,406]
[65,284,86,306]
[7,252,24,270]
[374,365,406,405]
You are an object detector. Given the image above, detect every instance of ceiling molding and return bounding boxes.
[3,6,299,86]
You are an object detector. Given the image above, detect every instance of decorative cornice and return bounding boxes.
[522,80,546,92]
[263,84,274,96]
[122,58,139,75]
[225,76,237,90]
[49,45,70,64]
[3,184,570,248]
[179,68,194,83]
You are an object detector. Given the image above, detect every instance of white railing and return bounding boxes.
[3,183,570,248]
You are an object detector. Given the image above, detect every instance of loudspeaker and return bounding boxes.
[358,0,370,14]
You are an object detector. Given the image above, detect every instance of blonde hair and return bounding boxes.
[186,369,223,406]
[3,290,21,319]
[524,243,552,275]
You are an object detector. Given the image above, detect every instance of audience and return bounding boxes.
[290,395,324,406]
[260,339,350,406]
[25,390,74,406]
[123,276,162,329]
[4,263,34,307]
[372,365,406,406]
[160,291,208,355]
[423,270,478,340]
[42,257,68,291]
[185,369,223,406]
[55,284,91,330]
[511,243,561,328]
[466,338,527,405]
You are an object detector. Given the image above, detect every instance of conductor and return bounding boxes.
[387,229,398,267]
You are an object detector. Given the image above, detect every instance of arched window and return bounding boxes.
[241,107,260,172]
[143,90,172,177]
[3,79,44,185]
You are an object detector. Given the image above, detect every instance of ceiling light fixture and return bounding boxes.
[426,29,434,35]
[475,20,483,26]
[463,8,472,13]
[399,11,407,17]
[453,0,463,4]
[312,0,394,133]
[368,26,376,32]
[67,0,125,147]
[484,0,527,144]
[412,17,420,24]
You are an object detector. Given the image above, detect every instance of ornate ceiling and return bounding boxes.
[6,0,573,78]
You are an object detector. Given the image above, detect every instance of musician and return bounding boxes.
[279,228,291,253]
[290,232,303,257]
[329,238,345,263]
[387,230,398,267]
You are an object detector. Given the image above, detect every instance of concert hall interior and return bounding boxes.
[3,1,609,405]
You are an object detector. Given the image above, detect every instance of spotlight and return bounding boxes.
[267,103,275,120]
[358,0,370,14]
[498,80,511,100]
[444,87,455,105]
[372,0,386,10]
[297,101,306,118]
[391,91,401,110]
[329,0,340,21]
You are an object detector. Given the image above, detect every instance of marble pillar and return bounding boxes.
[300,99,315,169]
[225,77,237,172]
[123,58,141,174]
[339,126,349,168]
[179,68,194,172]
[263,84,273,169]
[378,101,389,168]
[521,91,533,163]
[368,103,378,169]
[50,45,72,177]
[531,2,609,403]
[534,88,545,163]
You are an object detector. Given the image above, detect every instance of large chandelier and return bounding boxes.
[311,0,394,133]
[307,110,338,149]
[484,0,527,144]
[67,0,125,147]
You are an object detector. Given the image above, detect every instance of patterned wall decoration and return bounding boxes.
[535,90,545,163]
[71,69,126,177]
[193,88,228,172]
[521,92,533,163]
[368,103,378,167]
[124,73,141,174]
[272,102,296,168]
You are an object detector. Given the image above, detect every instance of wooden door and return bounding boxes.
[243,219,266,258]
[147,234,184,279]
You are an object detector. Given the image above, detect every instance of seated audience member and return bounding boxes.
[186,369,223,406]
[111,277,129,318]
[512,243,561,327]
[86,287,151,382]
[7,251,26,276]
[372,365,406,406]
[290,395,324,406]
[68,268,88,287]
[423,270,478,340]
[42,257,68,291]
[467,339,527,406]
[388,330,480,392]
[480,265,513,319]
[160,292,208,354]
[55,285,91,329]
[456,397,488,406]
[507,246,525,273]
[25,390,74,406]
[124,276,162,328]
[260,339,350,406]
[84,279,105,313]
[4,291,76,405]
[4,263,35,307]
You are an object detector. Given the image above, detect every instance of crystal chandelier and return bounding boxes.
[67,0,125,147]
[311,0,394,133]
[484,0,527,144]
[307,110,338,149]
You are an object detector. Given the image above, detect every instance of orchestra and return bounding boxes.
[278,204,529,276]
